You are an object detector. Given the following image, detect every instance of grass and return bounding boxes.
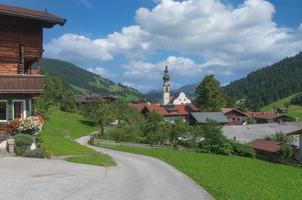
[39,107,115,166]
[101,144,302,200]
[65,153,116,167]
[261,93,302,121]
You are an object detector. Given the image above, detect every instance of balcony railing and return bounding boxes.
[0,74,45,94]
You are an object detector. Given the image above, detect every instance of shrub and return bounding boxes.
[24,148,49,159]
[14,133,33,156]
[230,141,255,158]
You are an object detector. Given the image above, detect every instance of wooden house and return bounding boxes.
[221,108,248,125]
[0,4,65,137]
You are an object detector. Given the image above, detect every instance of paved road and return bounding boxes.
[0,136,213,200]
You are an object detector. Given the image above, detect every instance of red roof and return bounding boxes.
[245,112,278,119]
[221,108,248,116]
[129,102,199,117]
[247,139,281,153]
[0,4,66,26]
[128,103,148,112]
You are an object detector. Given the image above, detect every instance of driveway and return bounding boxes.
[0,136,213,200]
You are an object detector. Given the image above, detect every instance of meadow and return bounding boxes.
[39,107,115,166]
[102,144,302,200]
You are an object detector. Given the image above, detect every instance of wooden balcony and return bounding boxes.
[0,74,45,94]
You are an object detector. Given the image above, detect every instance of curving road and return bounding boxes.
[0,136,213,200]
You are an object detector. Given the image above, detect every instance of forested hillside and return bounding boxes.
[40,58,145,101]
[224,52,302,110]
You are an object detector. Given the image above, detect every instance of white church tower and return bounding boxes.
[163,65,170,105]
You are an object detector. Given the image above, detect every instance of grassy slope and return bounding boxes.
[104,145,302,200]
[261,93,302,121]
[39,108,115,166]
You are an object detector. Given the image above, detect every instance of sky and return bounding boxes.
[1,0,302,92]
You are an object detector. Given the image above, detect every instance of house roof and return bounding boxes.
[222,122,302,146]
[0,4,66,26]
[128,103,148,112]
[245,112,278,119]
[74,95,102,103]
[221,108,248,117]
[191,112,229,124]
[247,139,281,153]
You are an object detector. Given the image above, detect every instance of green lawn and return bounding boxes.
[261,93,302,121]
[102,145,302,200]
[65,153,116,167]
[39,107,115,166]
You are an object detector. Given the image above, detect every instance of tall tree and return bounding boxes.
[195,75,226,111]
[83,101,115,135]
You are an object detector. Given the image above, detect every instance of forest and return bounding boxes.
[224,52,302,110]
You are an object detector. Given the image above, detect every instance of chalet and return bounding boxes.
[129,102,199,120]
[221,108,248,125]
[245,112,295,124]
[75,95,102,105]
[189,112,229,125]
[247,139,281,161]
[0,4,65,137]
[74,95,117,105]
[223,123,302,162]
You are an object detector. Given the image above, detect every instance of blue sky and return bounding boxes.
[1,0,302,92]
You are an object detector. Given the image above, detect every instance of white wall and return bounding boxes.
[173,92,192,105]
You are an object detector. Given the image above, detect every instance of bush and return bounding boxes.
[14,134,33,156]
[198,122,232,155]
[107,125,144,143]
[24,148,49,159]
[230,141,255,158]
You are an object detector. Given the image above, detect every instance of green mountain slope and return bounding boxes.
[261,93,302,121]
[40,58,145,101]
[224,52,302,110]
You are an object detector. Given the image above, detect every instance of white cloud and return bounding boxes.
[135,0,302,74]
[123,56,207,81]
[87,67,117,79]
[80,0,94,10]
[45,34,114,62]
[44,0,302,83]
[45,26,151,63]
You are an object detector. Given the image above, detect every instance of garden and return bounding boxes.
[7,115,48,158]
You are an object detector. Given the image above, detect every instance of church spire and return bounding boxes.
[163,65,170,105]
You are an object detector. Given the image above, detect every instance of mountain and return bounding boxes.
[40,58,146,101]
[224,52,302,110]
[147,52,302,108]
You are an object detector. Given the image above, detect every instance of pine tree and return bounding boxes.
[195,75,226,111]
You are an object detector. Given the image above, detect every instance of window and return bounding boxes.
[13,100,26,119]
[0,101,7,122]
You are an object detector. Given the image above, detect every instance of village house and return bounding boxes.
[221,108,248,125]
[141,103,199,121]
[245,112,294,124]
[189,112,229,125]
[222,122,302,161]
[74,94,117,106]
[247,139,282,161]
[0,4,65,138]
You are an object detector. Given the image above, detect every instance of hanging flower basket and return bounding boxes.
[9,115,44,136]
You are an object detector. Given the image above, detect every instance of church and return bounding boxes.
[129,65,198,120]
[162,65,192,105]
